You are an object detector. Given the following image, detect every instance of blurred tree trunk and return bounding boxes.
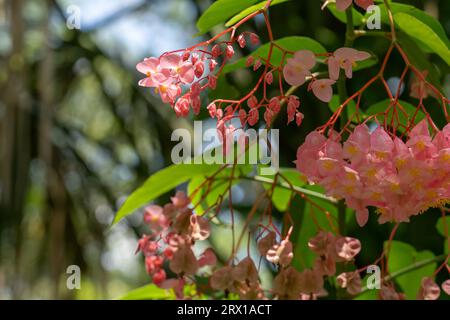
[0,0,32,298]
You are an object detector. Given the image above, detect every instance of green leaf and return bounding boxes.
[196,0,260,35]
[371,3,450,50]
[119,284,175,300]
[188,165,252,214]
[291,185,340,270]
[326,3,364,26]
[386,241,437,300]
[394,13,450,66]
[396,32,443,93]
[328,95,360,121]
[436,216,450,237]
[261,168,306,212]
[113,164,223,224]
[365,99,425,132]
[222,36,327,74]
[226,0,290,27]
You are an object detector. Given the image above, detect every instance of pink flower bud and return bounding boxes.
[237,33,246,48]
[208,75,217,89]
[209,59,218,70]
[194,61,204,78]
[247,108,259,126]
[207,103,217,118]
[190,52,199,64]
[238,109,247,126]
[296,112,304,126]
[247,95,258,108]
[265,71,273,85]
[246,56,254,67]
[211,44,221,58]
[253,59,262,71]
[226,45,234,59]
[182,50,190,61]
[249,33,260,45]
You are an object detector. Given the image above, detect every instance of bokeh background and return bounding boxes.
[0,0,449,299]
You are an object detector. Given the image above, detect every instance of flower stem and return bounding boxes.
[336,7,355,235]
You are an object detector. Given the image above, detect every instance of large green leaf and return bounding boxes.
[328,95,359,121]
[188,165,253,214]
[222,36,327,74]
[396,32,443,93]
[370,3,450,50]
[119,284,175,300]
[196,0,260,35]
[290,185,343,270]
[394,13,450,66]
[365,99,425,132]
[386,241,437,300]
[113,164,223,224]
[326,3,364,26]
[226,0,290,27]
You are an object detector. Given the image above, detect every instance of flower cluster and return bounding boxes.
[283,48,370,103]
[296,120,450,226]
[136,191,216,298]
[137,32,260,119]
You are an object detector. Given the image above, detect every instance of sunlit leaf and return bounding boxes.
[226,0,290,27]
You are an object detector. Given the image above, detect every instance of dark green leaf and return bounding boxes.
[196,0,260,35]
[113,164,223,224]
[226,0,290,27]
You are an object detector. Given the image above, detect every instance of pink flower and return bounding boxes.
[136,57,171,87]
[417,277,441,300]
[143,205,168,233]
[287,95,300,124]
[198,248,217,267]
[379,285,405,300]
[335,237,361,261]
[157,84,181,104]
[442,279,450,296]
[174,95,190,117]
[169,244,198,276]
[328,47,371,80]
[237,34,246,48]
[299,268,324,295]
[336,271,362,295]
[266,239,294,267]
[160,53,195,84]
[283,50,316,86]
[311,79,335,102]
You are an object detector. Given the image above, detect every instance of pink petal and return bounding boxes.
[293,50,316,70]
[328,57,340,80]
[178,62,194,84]
[136,57,159,74]
[335,0,353,11]
[283,63,307,86]
[356,208,369,227]
[138,77,156,87]
[311,79,335,103]
[160,53,181,68]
